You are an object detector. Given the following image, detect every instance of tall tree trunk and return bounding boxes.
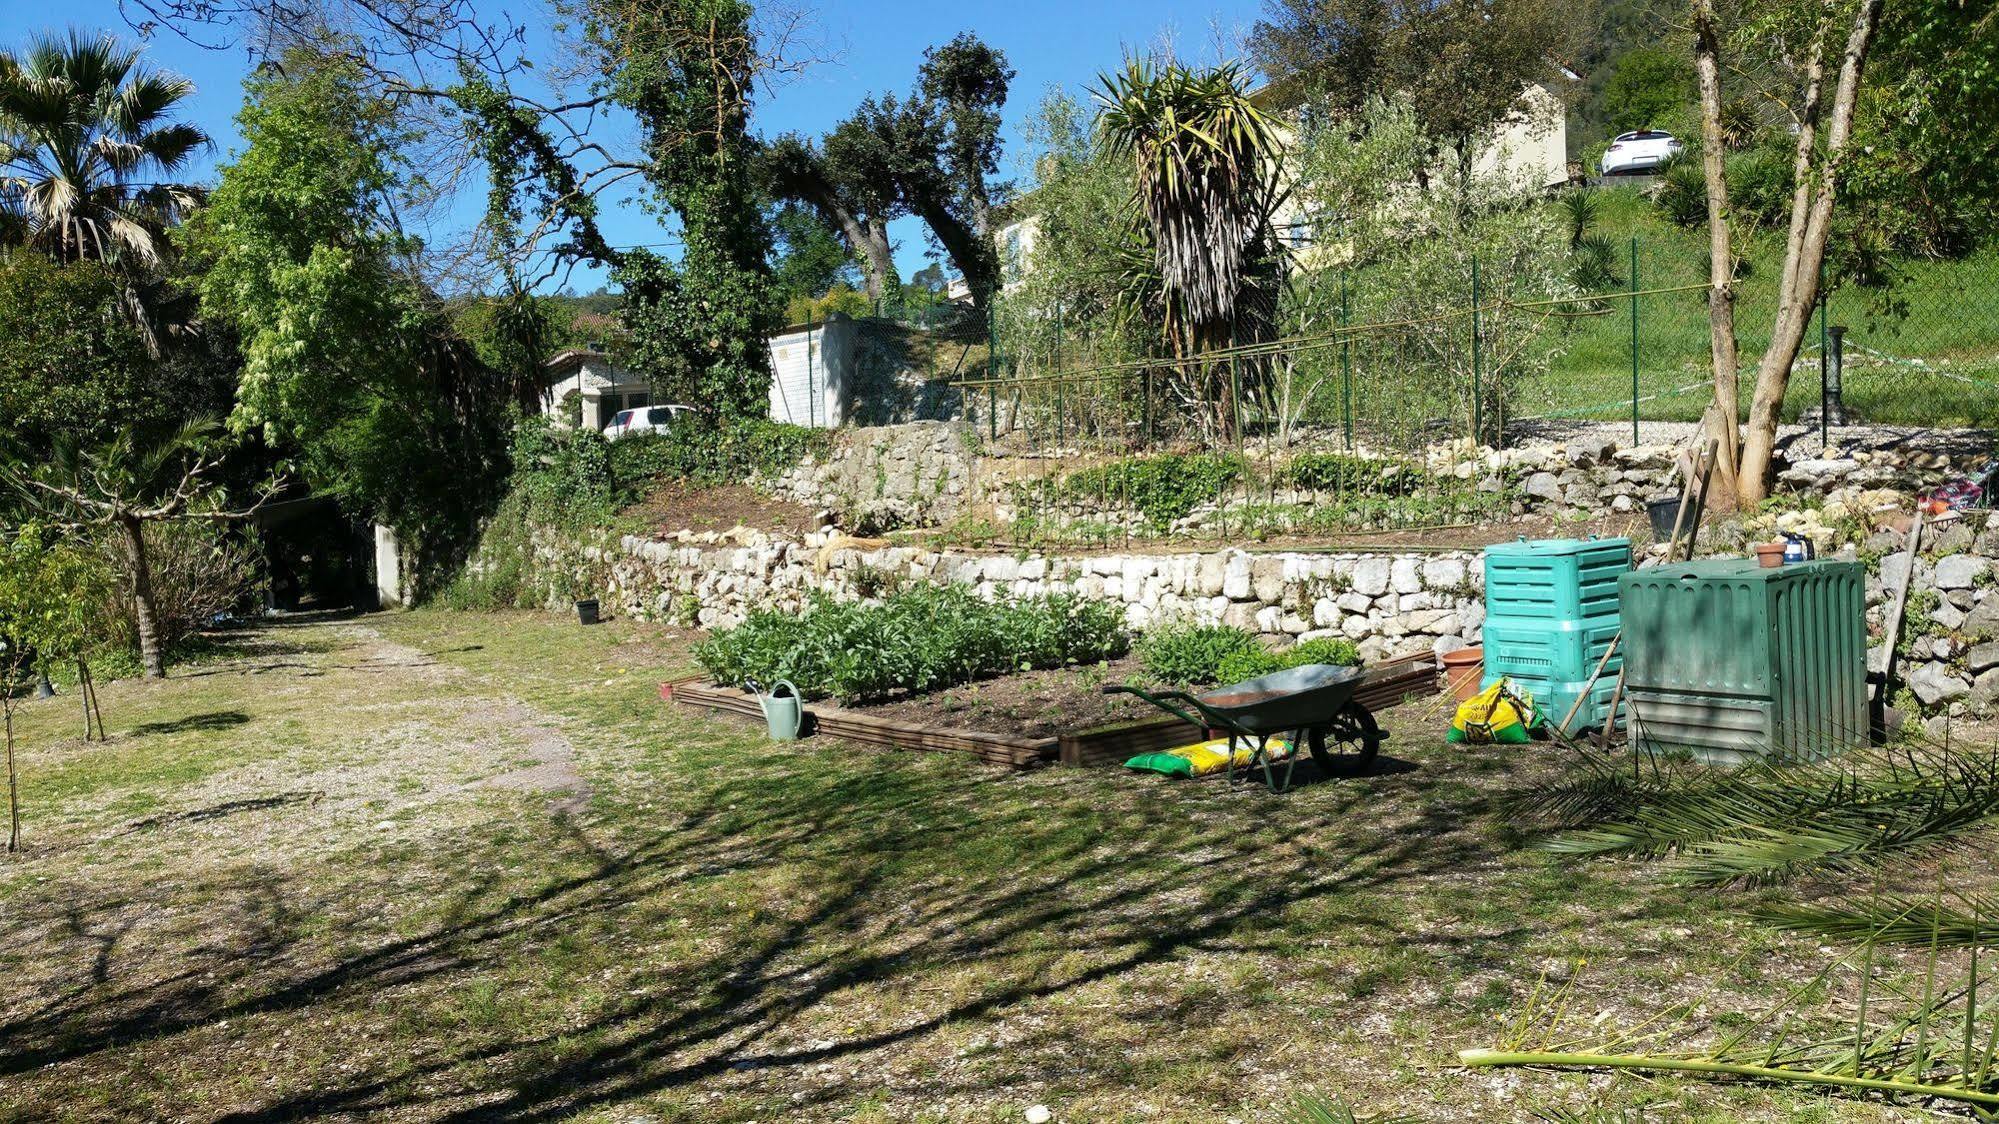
[912,198,993,314]
[1693,0,1742,509]
[119,515,165,679]
[1736,0,1885,504]
[858,217,898,305]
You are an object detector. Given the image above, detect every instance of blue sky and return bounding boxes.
[5,0,1267,292]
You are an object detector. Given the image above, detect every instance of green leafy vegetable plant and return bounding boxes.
[694,585,1128,704]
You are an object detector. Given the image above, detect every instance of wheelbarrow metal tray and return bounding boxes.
[1196,664,1366,736]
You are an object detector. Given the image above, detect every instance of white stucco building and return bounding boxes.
[541,348,660,432]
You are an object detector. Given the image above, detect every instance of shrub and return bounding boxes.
[1138,622,1266,684]
[1214,635,1363,685]
[1283,452,1411,495]
[1062,453,1244,529]
[694,585,1129,704]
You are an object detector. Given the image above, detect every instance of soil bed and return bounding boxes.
[848,658,1162,740]
[626,480,817,535]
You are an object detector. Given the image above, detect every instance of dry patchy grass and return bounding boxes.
[0,610,1951,1123]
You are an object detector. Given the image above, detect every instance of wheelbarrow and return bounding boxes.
[1105,663,1382,793]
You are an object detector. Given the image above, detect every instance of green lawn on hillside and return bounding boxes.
[1511,189,1999,428]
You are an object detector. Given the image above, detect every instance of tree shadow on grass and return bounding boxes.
[0,734,1625,1122]
[126,710,252,738]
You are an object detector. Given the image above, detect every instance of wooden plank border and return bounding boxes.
[667,650,1441,773]
[669,681,1056,768]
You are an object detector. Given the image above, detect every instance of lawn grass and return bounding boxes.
[1516,188,1999,427]
[0,609,1957,1122]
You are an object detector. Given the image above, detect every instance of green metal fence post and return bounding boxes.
[1629,237,1640,445]
[1055,303,1066,443]
[1340,271,1353,450]
[986,293,998,441]
[1470,255,1483,445]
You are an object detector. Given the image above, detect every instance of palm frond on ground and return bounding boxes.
[1465,952,1999,1119]
[1282,1095,1421,1124]
[1521,736,1999,885]
[1759,893,1999,948]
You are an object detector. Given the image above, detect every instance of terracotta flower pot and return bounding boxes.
[1441,646,1485,703]
[1754,542,1786,568]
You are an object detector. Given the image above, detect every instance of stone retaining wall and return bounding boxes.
[526,507,1999,723]
[763,421,1978,538]
[544,528,1486,663]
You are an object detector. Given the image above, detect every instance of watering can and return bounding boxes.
[748,679,803,741]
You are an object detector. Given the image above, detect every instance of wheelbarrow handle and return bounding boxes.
[1102,684,1212,732]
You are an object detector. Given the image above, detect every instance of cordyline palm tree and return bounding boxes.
[0,30,206,267]
[1094,59,1286,439]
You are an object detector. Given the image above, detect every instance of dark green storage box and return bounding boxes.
[1618,559,1867,762]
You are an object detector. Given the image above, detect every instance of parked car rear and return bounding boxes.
[1601,130,1683,176]
[606,404,695,440]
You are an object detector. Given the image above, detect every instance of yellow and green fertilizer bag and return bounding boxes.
[1447,679,1542,744]
[1125,736,1295,778]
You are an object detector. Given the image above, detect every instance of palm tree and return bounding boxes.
[1094,59,1285,438]
[0,30,206,267]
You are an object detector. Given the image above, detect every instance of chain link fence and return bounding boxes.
[947,239,1999,547]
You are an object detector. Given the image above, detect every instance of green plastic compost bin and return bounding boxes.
[1482,537,1633,734]
[1618,558,1866,763]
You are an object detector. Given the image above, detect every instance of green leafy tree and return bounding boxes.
[0,524,108,848]
[5,422,268,680]
[761,134,899,302]
[186,47,508,584]
[1602,46,1694,132]
[768,202,857,311]
[1284,96,1576,445]
[0,255,157,455]
[1251,0,1572,175]
[598,0,782,421]
[765,34,1012,310]
[1842,0,1999,256]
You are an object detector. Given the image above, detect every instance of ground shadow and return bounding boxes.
[0,702,1570,1123]
[127,711,252,738]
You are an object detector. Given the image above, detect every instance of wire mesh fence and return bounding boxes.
[952,239,1999,547]
[1503,240,1999,434]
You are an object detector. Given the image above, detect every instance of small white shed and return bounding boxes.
[766,314,855,428]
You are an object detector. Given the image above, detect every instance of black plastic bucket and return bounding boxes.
[575,598,601,626]
[1646,497,1683,539]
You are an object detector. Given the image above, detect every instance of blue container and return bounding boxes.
[1482,537,1633,734]
[1481,617,1622,686]
[1483,537,1631,622]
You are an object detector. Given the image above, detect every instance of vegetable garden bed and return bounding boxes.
[666,650,1443,771]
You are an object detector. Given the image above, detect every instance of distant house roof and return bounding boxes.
[544,348,610,377]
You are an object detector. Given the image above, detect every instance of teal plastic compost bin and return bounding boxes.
[1481,536,1633,735]
[1618,558,1866,763]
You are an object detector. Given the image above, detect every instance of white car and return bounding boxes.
[606,404,696,440]
[1601,130,1683,177]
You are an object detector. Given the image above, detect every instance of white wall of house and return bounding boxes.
[542,351,659,431]
[767,314,855,428]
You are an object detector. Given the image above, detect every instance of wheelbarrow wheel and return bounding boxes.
[1309,701,1380,774]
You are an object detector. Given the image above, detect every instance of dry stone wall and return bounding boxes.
[540,528,1486,663]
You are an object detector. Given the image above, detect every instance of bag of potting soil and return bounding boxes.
[1447,679,1542,745]
[1125,736,1294,778]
